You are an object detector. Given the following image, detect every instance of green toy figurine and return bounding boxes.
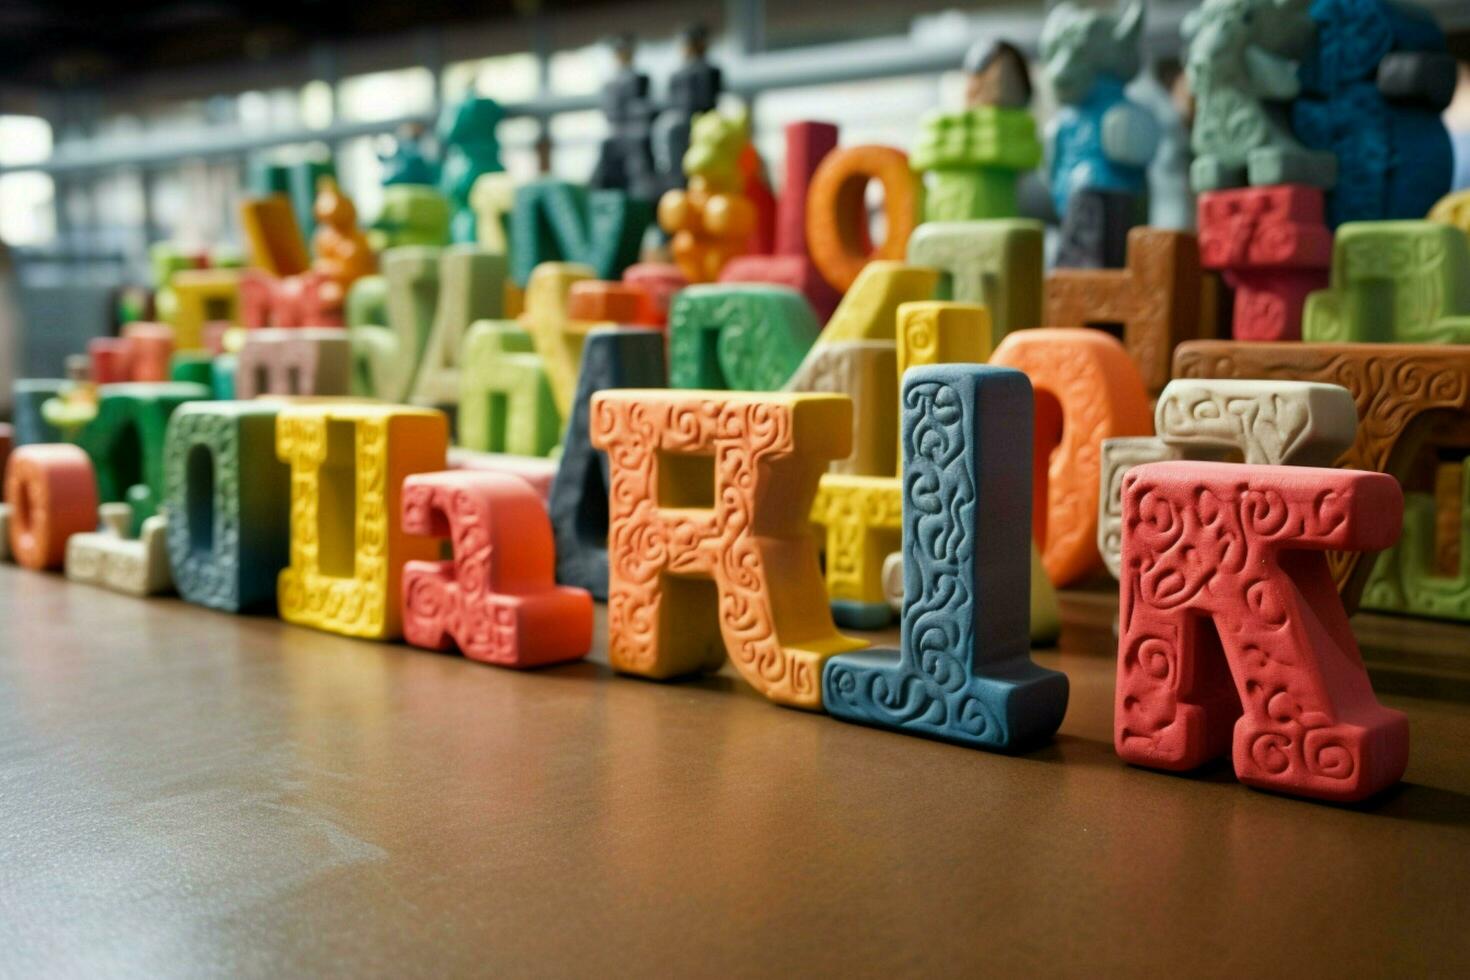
[912,40,1042,222]
[1184,0,1337,191]
[437,97,506,243]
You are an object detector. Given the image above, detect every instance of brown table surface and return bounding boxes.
[2,562,1468,976]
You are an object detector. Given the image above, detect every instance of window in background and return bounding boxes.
[340,67,435,123]
[337,135,386,224]
[549,46,605,97]
[750,75,940,193]
[443,53,539,104]
[499,117,542,181]
[549,109,605,182]
[237,89,302,131]
[300,80,335,129]
[0,116,56,246]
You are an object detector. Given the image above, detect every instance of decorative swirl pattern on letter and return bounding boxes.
[276,403,447,640]
[1115,459,1409,803]
[822,365,1069,749]
[590,389,862,709]
[401,470,592,667]
[1173,340,1470,610]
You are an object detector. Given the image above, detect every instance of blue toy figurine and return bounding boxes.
[1041,0,1158,219]
[1042,1,1159,267]
[1293,0,1455,226]
[438,97,506,243]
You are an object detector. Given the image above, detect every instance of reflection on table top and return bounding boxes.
[1,563,1467,975]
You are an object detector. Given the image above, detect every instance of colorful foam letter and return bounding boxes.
[240,194,311,276]
[591,389,864,709]
[1197,185,1332,341]
[82,382,212,534]
[1043,228,1219,397]
[1174,339,1470,609]
[823,365,1069,749]
[510,179,652,287]
[905,220,1043,342]
[1364,456,1470,621]
[65,503,172,597]
[235,328,351,398]
[811,301,991,629]
[411,245,508,411]
[277,403,448,639]
[807,145,920,292]
[784,342,897,477]
[164,401,292,612]
[720,121,843,320]
[458,321,561,457]
[549,328,666,598]
[990,328,1151,587]
[1116,460,1407,803]
[401,470,593,667]
[521,263,603,417]
[1097,379,1359,578]
[350,246,438,401]
[668,284,819,391]
[1303,221,1470,344]
[168,270,241,351]
[4,444,99,571]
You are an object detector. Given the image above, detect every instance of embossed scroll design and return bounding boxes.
[822,368,1067,748]
[1116,461,1408,803]
[402,473,590,667]
[1173,341,1470,605]
[164,409,241,609]
[591,392,862,709]
[278,413,392,636]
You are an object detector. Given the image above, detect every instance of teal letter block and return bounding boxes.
[510,179,653,288]
[822,364,1069,749]
[668,284,820,391]
[164,401,292,612]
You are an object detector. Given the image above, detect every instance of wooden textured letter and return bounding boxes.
[591,390,864,709]
[1043,228,1219,397]
[1117,461,1407,803]
[277,404,448,639]
[401,470,593,668]
[823,365,1069,749]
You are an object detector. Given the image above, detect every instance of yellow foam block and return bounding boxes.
[276,402,448,639]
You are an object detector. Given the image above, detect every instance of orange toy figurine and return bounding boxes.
[657,110,756,283]
[309,177,377,322]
